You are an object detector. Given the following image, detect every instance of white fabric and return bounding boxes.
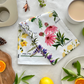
[18,10,80,65]
[0,0,84,84]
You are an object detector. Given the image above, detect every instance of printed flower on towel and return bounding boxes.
[49,13,53,17]
[41,49,47,56]
[47,11,58,21]
[67,45,73,50]
[76,44,80,47]
[31,45,59,65]
[44,25,58,34]
[39,32,44,36]
[45,33,56,46]
[47,55,52,60]
[21,50,23,53]
[38,22,58,46]
[18,38,20,42]
[20,40,28,47]
[62,39,80,57]
[18,28,29,53]
[62,52,65,57]
[75,39,77,42]
[39,22,69,49]
[44,22,49,27]
[18,45,20,50]
[21,33,28,38]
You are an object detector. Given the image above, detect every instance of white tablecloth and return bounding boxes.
[0,0,84,84]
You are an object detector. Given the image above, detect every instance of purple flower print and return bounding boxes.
[31,44,59,65]
[33,49,37,54]
[47,55,52,60]
[41,48,47,57]
[43,49,47,54]
[37,45,43,53]
[50,59,55,63]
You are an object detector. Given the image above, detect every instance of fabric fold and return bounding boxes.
[18,10,80,65]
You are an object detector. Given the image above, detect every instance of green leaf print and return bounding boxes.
[22,33,25,35]
[31,18,36,22]
[28,46,37,52]
[65,38,69,40]
[53,31,69,49]
[51,58,59,65]
[20,47,23,51]
[52,43,60,49]
[52,11,58,21]
[31,38,38,46]
[38,18,43,28]
[18,29,22,32]
[21,39,24,42]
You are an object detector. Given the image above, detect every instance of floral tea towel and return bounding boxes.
[18,10,80,65]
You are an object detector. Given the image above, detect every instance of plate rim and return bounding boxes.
[61,55,84,84]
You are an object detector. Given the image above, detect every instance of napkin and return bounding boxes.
[18,10,80,65]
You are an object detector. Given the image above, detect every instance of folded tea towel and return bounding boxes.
[18,10,80,65]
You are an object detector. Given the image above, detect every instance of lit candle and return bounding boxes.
[68,0,84,21]
[0,60,6,73]
[66,0,84,24]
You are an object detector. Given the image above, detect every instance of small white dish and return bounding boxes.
[61,56,84,84]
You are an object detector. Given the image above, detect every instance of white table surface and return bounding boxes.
[0,0,84,84]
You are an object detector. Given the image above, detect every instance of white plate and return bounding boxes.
[61,56,84,84]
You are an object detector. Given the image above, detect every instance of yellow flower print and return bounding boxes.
[18,46,20,50]
[76,44,80,47]
[44,12,51,14]
[21,50,23,53]
[75,39,78,42]
[20,41,28,47]
[29,18,31,21]
[18,38,20,42]
[49,13,53,17]
[47,12,52,14]
[21,33,28,38]
[67,45,73,50]
[62,52,65,57]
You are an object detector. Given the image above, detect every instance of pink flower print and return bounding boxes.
[50,59,55,63]
[44,25,58,34]
[45,33,56,46]
[39,32,44,36]
[44,22,49,27]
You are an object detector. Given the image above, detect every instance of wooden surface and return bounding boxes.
[0,50,15,84]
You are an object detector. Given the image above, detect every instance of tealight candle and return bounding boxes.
[0,60,6,73]
[66,0,84,24]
